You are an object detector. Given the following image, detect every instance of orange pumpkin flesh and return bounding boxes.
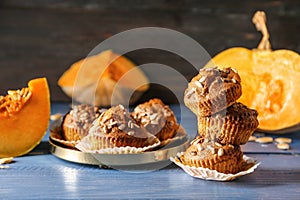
[206,11,300,131]
[0,78,50,158]
[58,50,149,106]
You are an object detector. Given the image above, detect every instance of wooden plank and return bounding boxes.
[0,154,299,199]
[0,0,299,103]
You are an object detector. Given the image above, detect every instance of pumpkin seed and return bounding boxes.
[0,157,13,164]
[255,137,273,143]
[248,135,256,142]
[275,137,292,144]
[276,143,290,150]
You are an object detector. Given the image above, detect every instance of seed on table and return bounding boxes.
[275,137,292,144]
[248,135,256,142]
[50,113,62,121]
[0,157,13,164]
[255,137,273,144]
[276,143,290,150]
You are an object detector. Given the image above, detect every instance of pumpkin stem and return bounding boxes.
[252,11,272,50]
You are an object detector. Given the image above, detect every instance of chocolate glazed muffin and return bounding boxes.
[61,104,101,141]
[132,98,179,142]
[81,105,159,150]
[180,136,243,174]
[198,102,259,145]
[184,67,242,117]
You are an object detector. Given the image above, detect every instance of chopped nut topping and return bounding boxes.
[194,81,203,88]
[232,68,238,73]
[217,148,224,157]
[127,131,135,136]
[199,76,207,83]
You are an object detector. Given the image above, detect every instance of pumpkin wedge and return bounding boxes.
[58,50,149,107]
[0,78,50,157]
[206,11,300,131]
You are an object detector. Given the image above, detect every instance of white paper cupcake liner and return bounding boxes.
[170,153,260,181]
[75,137,161,154]
[50,130,80,148]
[159,126,187,147]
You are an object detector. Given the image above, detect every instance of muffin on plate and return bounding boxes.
[180,136,243,174]
[61,104,101,141]
[198,102,259,145]
[184,67,242,117]
[77,105,160,152]
[132,98,180,142]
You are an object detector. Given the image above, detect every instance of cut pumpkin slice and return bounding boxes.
[58,50,149,106]
[206,11,300,131]
[0,78,50,158]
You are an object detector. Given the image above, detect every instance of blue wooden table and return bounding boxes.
[1,102,300,199]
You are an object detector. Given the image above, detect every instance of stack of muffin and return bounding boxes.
[181,67,259,174]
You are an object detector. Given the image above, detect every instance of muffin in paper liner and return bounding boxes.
[50,122,80,148]
[158,125,187,147]
[75,133,161,154]
[61,123,85,142]
[184,67,242,117]
[74,104,162,154]
[198,102,259,145]
[61,104,102,141]
[171,152,260,181]
[132,98,180,142]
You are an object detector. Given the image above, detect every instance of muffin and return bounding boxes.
[61,104,101,141]
[78,105,159,151]
[180,136,243,174]
[132,98,180,142]
[197,102,259,145]
[184,67,242,116]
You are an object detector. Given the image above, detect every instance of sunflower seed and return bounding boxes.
[231,78,237,84]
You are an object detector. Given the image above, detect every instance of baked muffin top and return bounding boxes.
[186,136,241,160]
[186,67,241,98]
[212,102,258,120]
[90,105,151,140]
[63,104,101,130]
[132,98,178,137]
